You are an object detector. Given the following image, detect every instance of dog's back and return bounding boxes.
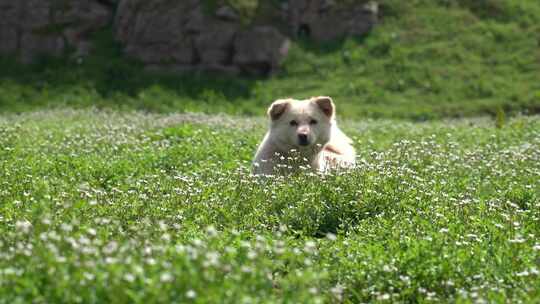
[321,125,356,171]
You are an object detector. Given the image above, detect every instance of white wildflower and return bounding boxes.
[186,290,196,299]
[160,272,173,283]
[15,220,32,234]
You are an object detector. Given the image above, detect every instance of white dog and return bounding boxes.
[252,96,356,175]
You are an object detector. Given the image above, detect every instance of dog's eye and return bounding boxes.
[289,120,298,126]
[310,119,318,125]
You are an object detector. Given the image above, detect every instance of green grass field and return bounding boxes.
[1,0,540,302]
[0,110,538,302]
[0,0,539,119]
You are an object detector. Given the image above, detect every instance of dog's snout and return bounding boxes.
[298,134,309,146]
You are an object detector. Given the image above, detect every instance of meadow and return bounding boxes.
[0,0,539,119]
[1,0,540,302]
[0,110,538,302]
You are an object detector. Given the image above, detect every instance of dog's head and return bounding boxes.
[267,96,335,151]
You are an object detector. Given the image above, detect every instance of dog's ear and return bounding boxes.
[267,99,290,121]
[313,96,334,118]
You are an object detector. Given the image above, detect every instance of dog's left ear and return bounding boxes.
[313,96,335,119]
[267,99,290,121]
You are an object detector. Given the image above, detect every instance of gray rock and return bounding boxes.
[0,0,378,75]
[287,0,378,41]
[145,64,197,74]
[184,9,206,34]
[233,26,290,76]
[195,22,237,65]
[0,28,18,55]
[19,33,65,63]
[115,0,288,75]
[0,0,112,62]
[21,0,51,30]
[115,0,199,64]
[215,6,239,21]
[0,1,21,26]
[199,64,240,75]
[145,64,240,75]
[125,42,195,65]
[63,0,112,58]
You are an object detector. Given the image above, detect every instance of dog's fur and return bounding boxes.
[252,96,356,175]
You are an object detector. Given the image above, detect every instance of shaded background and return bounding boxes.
[0,0,539,120]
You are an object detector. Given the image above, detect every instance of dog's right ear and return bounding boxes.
[267,99,290,121]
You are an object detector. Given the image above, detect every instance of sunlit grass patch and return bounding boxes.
[0,110,538,302]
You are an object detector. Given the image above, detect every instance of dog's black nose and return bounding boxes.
[298,134,309,146]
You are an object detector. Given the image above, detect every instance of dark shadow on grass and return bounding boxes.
[293,35,369,56]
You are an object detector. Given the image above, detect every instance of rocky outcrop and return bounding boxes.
[115,0,198,66]
[61,1,112,57]
[0,0,112,63]
[286,0,378,41]
[114,0,290,76]
[0,0,378,75]
[233,26,291,76]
